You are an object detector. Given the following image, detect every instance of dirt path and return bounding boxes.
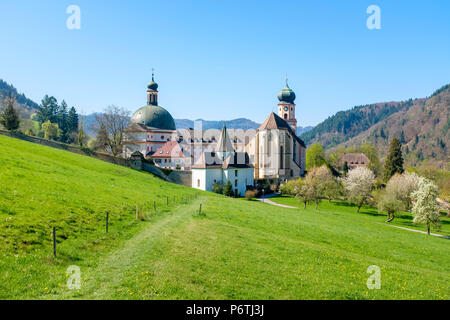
[255,194,297,209]
[46,199,202,299]
[377,223,450,239]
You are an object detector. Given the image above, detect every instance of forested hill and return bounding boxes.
[300,84,449,153]
[331,84,449,167]
[0,79,39,118]
[300,97,420,148]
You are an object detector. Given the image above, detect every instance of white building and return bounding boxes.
[192,126,254,196]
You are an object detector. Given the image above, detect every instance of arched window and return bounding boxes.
[284,114,287,119]
[280,146,284,169]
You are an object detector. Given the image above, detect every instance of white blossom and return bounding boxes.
[411,177,440,234]
[344,166,375,212]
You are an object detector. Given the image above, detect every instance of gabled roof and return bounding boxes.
[151,141,185,158]
[214,125,235,153]
[192,152,223,169]
[130,151,145,160]
[258,112,292,131]
[258,113,306,148]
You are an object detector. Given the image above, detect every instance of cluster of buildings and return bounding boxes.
[122,74,307,196]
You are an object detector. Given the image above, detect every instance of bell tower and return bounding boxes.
[277,79,297,132]
[147,69,159,106]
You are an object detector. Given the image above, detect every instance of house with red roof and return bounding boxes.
[151,141,191,170]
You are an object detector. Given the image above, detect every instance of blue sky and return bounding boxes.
[0,0,449,126]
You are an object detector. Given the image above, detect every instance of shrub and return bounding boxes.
[245,190,257,200]
[223,180,234,197]
[378,191,404,222]
[212,182,224,194]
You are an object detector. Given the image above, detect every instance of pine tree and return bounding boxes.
[343,161,349,176]
[68,107,79,133]
[223,180,234,197]
[37,95,59,124]
[58,100,70,142]
[383,138,404,182]
[0,97,20,131]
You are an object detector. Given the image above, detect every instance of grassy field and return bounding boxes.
[0,134,449,300]
[270,196,450,237]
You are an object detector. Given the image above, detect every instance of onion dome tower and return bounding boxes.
[130,72,176,131]
[277,79,297,132]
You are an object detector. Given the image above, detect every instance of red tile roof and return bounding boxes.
[151,141,185,158]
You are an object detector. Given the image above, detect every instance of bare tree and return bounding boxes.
[94,105,130,156]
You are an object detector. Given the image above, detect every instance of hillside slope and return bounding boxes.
[301,84,449,166]
[333,86,449,166]
[0,135,449,299]
[0,79,39,118]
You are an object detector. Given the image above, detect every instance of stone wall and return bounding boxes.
[167,170,192,187]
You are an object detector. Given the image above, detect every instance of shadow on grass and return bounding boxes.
[332,201,385,218]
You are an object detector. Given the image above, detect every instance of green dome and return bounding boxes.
[278,82,296,103]
[130,105,176,130]
[147,80,158,91]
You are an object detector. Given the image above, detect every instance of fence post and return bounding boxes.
[166,197,169,205]
[199,204,202,215]
[53,226,56,257]
[106,211,109,233]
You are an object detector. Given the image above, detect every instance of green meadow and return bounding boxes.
[0,134,448,300]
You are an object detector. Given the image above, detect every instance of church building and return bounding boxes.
[246,80,306,183]
[122,73,178,158]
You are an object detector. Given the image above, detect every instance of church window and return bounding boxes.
[284,114,287,119]
[235,170,238,177]
[280,146,284,169]
[235,179,238,187]
[197,179,200,187]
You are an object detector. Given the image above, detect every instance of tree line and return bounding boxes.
[0,93,132,157]
[35,95,80,143]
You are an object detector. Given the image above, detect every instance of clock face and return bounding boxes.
[284,106,289,112]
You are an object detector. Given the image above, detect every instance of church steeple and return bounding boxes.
[215,124,235,161]
[277,79,297,133]
[147,69,159,106]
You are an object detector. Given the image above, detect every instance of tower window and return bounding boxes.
[284,114,287,119]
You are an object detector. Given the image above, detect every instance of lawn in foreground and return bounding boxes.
[1,135,449,299]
